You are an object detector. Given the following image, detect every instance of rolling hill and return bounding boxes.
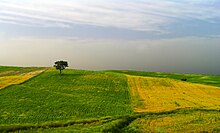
[128,75,220,112]
[0,66,219,132]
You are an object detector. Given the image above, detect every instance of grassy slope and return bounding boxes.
[123,109,220,132]
[0,66,45,76]
[0,66,22,73]
[0,69,132,126]
[21,109,220,133]
[0,66,46,89]
[109,70,220,87]
[128,75,220,112]
[121,71,220,133]
[1,68,220,132]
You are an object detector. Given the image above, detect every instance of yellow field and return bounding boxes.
[131,111,220,132]
[127,75,220,112]
[0,70,45,89]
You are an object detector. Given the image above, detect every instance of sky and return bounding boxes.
[0,0,220,75]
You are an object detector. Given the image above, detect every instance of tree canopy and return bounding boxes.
[54,61,68,75]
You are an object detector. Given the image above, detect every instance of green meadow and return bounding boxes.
[109,70,220,87]
[0,66,220,132]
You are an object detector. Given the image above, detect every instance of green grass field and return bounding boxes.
[0,66,220,132]
[0,66,46,89]
[0,66,45,76]
[109,70,220,87]
[0,67,132,132]
[123,109,220,133]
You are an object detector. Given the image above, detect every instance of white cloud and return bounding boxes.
[0,0,219,32]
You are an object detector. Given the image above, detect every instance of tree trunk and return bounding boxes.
[60,69,61,75]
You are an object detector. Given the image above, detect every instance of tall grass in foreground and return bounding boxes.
[11,109,220,133]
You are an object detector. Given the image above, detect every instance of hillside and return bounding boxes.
[109,70,220,87]
[128,75,220,112]
[0,67,219,132]
[0,66,46,89]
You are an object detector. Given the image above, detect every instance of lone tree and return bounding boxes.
[54,61,68,75]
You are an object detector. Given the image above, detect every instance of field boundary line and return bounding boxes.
[0,68,48,90]
[18,68,49,85]
[0,117,115,132]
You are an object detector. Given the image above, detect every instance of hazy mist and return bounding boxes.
[1,36,220,75]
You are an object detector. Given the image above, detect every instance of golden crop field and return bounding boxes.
[0,69,45,89]
[127,111,220,132]
[127,75,220,112]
